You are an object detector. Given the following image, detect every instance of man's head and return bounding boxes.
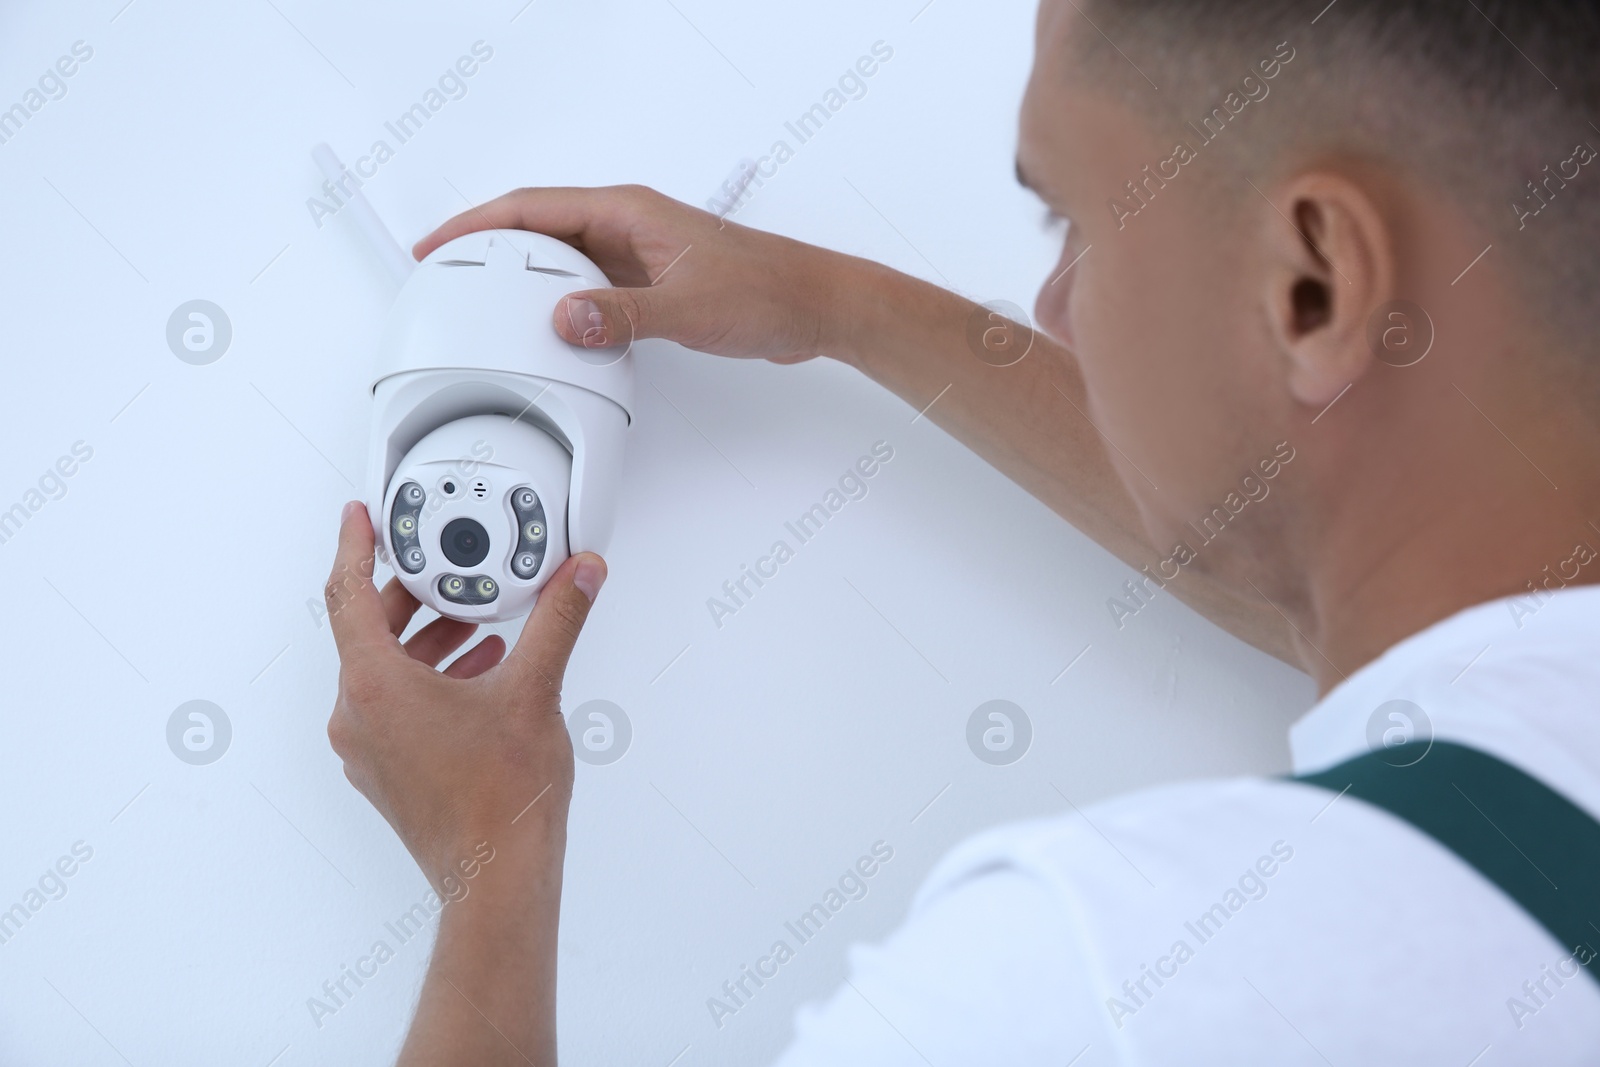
[1019,0,1600,638]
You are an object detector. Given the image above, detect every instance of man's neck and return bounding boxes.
[1295,387,1600,696]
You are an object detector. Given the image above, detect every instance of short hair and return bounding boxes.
[1072,0,1600,351]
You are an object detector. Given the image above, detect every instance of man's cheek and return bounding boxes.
[1034,260,1078,351]
[1066,264,1127,372]
[1072,279,1153,428]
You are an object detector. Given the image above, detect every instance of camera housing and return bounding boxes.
[365,229,632,623]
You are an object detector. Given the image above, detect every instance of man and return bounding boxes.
[322,0,1600,1061]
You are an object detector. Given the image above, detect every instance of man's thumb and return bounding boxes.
[556,289,672,350]
[508,553,607,692]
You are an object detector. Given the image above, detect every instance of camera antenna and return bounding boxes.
[312,142,415,286]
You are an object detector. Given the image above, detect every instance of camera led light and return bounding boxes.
[436,571,499,606]
[389,481,427,574]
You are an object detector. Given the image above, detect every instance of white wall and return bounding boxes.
[0,1,1314,1064]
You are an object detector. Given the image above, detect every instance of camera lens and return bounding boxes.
[440,517,490,567]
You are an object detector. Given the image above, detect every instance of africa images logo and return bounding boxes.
[1364,699,1432,767]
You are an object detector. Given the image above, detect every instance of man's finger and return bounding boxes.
[404,616,478,668]
[381,576,423,637]
[325,501,396,661]
[504,553,607,694]
[554,286,680,349]
[443,635,507,680]
[413,187,602,261]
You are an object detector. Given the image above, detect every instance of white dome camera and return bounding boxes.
[363,228,632,623]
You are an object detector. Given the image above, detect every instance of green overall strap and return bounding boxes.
[1294,740,1600,984]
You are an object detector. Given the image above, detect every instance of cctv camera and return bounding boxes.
[364,229,632,623]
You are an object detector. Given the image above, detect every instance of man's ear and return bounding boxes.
[1260,172,1394,407]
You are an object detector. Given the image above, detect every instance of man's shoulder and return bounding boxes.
[896,768,1600,1061]
[911,766,1584,997]
[913,774,1321,913]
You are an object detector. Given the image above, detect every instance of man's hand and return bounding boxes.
[323,499,605,892]
[417,186,1296,666]
[414,184,846,364]
[325,500,606,1065]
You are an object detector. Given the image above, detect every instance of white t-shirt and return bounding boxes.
[772,587,1600,1066]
